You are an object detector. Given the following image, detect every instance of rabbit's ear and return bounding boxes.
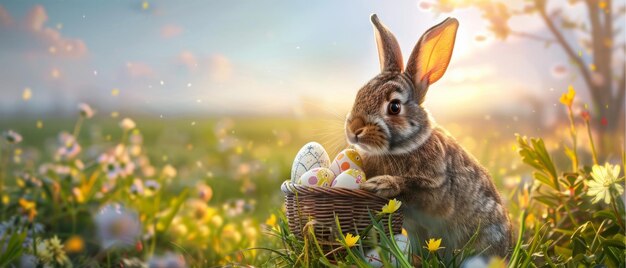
[405,18,458,100]
[371,14,403,73]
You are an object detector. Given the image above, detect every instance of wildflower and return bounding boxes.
[121,257,147,268]
[581,110,591,121]
[56,132,81,159]
[35,236,70,266]
[265,214,277,227]
[64,235,84,253]
[94,204,141,249]
[78,103,95,118]
[4,130,22,144]
[130,179,144,195]
[380,198,402,214]
[72,187,85,203]
[211,214,223,227]
[145,180,160,193]
[222,223,242,243]
[198,183,213,202]
[559,85,575,107]
[587,163,624,204]
[162,164,177,178]
[341,233,360,248]
[98,146,135,180]
[120,118,136,131]
[424,238,444,253]
[18,198,37,221]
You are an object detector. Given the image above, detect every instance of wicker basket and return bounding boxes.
[281,181,403,251]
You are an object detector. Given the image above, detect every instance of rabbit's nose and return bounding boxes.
[354,128,364,137]
[349,116,365,133]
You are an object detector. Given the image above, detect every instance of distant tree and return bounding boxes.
[430,0,625,134]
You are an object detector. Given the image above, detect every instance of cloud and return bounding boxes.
[0,5,87,58]
[160,24,183,38]
[175,51,233,82]
[177,50,198,71]
[209,54,233,82]
[0,6,13,27]
[125,61,154,78]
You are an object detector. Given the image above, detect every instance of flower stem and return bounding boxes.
[566,107,579,171]
[610,191,625,231]
[584,120,599,165]
[72,116,84,138]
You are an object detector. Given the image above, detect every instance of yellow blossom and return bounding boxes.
[64,235,84,253]
[162,164,177,178]
[559,85,575,108]
[265,213,277,227]
[340,233,360,248]
[72,187,85,203]
[19,198,37,221]
[424,238,444,253]
[381,198,402,214]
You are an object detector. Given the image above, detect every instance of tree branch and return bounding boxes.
[510,30,556,43]
[536,2,595,92]
[615,63,626,119]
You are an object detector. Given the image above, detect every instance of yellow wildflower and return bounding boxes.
[265,213,277,227]
[559,85,575,107]
[18,198,37,221]
[341,233,360,248]
[381,198,402,214]
[64,235,84,253]
[424,238,444,253]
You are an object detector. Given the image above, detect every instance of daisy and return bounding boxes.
[587,163,624,204]
[78,103,95,118]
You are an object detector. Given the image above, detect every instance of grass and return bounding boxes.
[0,88,624,267]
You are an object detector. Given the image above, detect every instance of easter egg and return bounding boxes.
[364,233,409,267]
[330,149,363,175]
[290,142,330,183]
[364,249,383,268]
[298,167,335,187]
[393,233,409,253]
[331,169,366,189]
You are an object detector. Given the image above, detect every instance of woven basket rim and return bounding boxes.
[281,181,388,201]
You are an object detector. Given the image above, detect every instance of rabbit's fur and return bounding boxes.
[348,14,512,257]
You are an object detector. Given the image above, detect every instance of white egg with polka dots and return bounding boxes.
[331,169,367,189]
[330,148,364,176]
[298,167,335,187]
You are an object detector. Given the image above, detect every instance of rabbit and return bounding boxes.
[347,14,512,257]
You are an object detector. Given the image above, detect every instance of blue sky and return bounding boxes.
[0,0,613,121]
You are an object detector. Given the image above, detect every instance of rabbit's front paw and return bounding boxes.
[360,175,402,198]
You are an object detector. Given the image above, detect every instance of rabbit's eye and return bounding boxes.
[387,99,401,115]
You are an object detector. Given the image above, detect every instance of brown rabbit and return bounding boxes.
[348,14,512,257]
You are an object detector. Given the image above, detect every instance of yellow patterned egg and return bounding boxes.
[331,169,366,189]
[290,142,330,183]
[330,149,363,176]
[298,167,334,187]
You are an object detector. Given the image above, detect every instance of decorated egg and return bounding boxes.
[290,142,330,183]
[331,169,366,189]
[330,148,363,175]
[298,167,335,187]
[364,249,383,268]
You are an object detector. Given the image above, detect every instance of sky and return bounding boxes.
[0,0,620,121]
